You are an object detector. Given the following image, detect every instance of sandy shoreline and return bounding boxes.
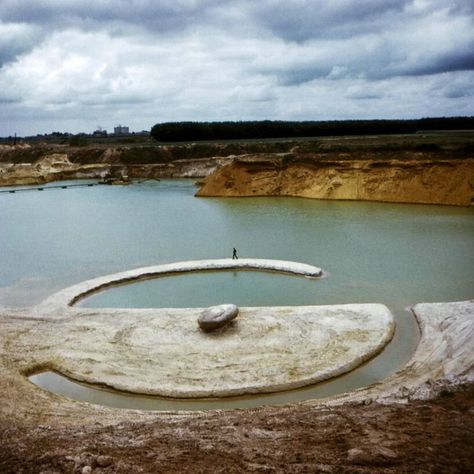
[0,299,472,472]
[1,299,471,422]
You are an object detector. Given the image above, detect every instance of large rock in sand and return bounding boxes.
[198,304,239,331]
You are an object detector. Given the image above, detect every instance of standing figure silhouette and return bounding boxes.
[232,248,238,260]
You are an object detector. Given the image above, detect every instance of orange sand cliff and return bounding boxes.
[1,143,473,205]
[197,155,474,206]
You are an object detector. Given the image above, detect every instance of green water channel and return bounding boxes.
[1,179,473,410]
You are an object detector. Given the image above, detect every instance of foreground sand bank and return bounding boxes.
[0,298,471,425]
[0,262,472,472]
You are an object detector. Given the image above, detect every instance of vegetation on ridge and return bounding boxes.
[151,117,474,142]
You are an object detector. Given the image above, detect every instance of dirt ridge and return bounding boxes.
[1,140,474,206]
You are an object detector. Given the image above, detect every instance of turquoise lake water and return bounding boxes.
[1,179,473,409]
[1,179,472,308]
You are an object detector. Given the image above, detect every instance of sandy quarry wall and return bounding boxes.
[196,156,474,206]
[0,147,223,185]
[1,144,473,205]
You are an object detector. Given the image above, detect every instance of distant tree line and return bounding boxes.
[150,117,474,142]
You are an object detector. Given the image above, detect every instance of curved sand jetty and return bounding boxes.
[35,258,323,315]
[0,252,471,424]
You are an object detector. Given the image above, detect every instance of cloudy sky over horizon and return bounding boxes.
[0,0,473,136]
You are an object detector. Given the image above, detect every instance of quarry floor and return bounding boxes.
[1,385,473,473]
[0,272,472,473]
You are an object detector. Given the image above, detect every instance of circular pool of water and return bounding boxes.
[79,269,325,308]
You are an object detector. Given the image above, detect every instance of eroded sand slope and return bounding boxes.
[197,156,474,206]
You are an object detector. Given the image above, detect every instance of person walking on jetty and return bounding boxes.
[232,248,238,260]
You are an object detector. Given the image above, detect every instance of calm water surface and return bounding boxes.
[1,179,473,410]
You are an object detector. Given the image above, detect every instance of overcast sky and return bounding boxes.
[0,0,473,136]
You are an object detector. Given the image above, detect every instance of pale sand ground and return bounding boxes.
[0,259,471,428]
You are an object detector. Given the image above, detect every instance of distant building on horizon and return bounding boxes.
[114,125,130,136]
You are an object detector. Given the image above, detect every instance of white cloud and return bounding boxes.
[0,0,473,136]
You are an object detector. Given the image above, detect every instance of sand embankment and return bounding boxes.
[197,155,474,206]
[0,154,222,186]
[0,144,227,186]
[2,141,473,205]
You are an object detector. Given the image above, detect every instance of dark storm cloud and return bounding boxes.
[277,67,332,86]
[0,0,222,34]
[0,49,21,67]
[346,92,384,100]
[443,87,471,99]
[251,0,411,42]
[406,49,474,76]
[0,20,42,66]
